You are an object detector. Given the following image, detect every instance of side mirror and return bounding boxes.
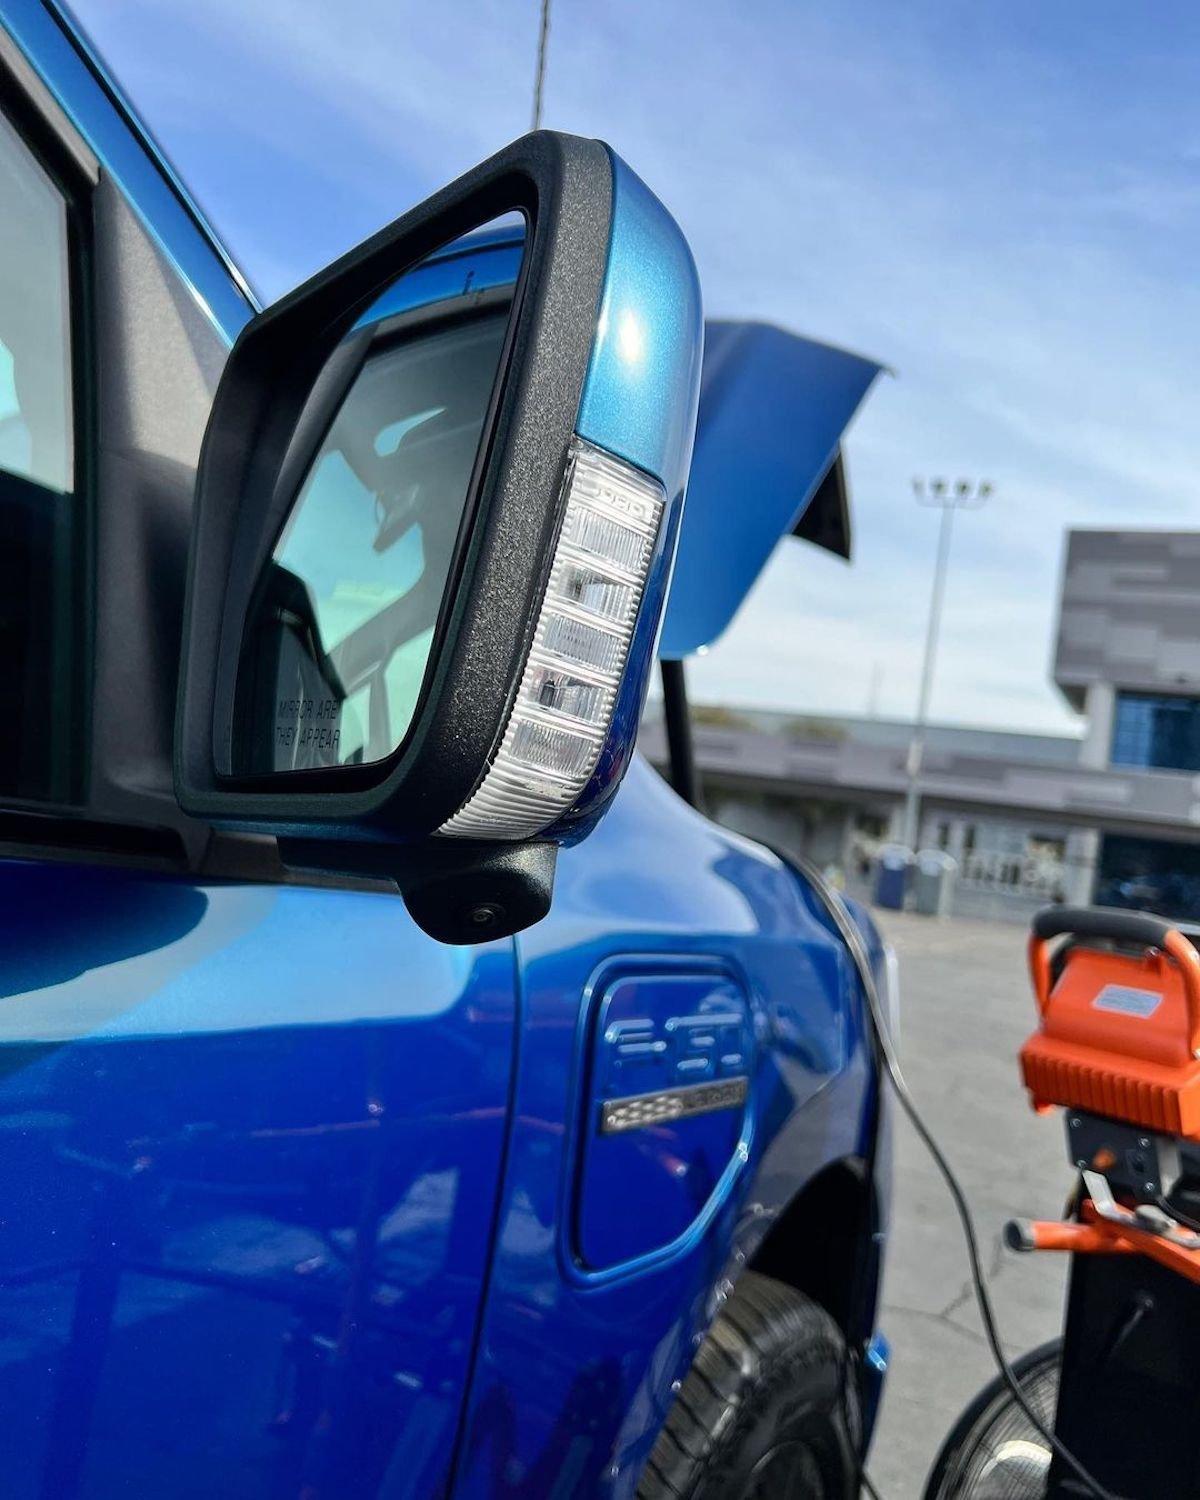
[176,131,701,942]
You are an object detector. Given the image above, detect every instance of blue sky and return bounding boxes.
[74,0,1200,735]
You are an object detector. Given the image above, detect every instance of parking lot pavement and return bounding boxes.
[866,909,1068,1498]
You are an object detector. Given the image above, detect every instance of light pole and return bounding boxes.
[901,476,993,851]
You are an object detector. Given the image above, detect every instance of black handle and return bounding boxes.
[1032,905,1174,949]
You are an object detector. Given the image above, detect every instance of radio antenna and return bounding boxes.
[531,0,552,130]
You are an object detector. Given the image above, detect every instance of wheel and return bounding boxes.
[922,1339,1061,1499]
[637,1271,861,1500]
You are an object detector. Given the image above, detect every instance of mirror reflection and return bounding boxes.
[233,220,525,775]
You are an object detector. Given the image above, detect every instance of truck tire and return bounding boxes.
[637,1271,861,1500]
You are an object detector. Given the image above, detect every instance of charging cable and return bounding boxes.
[788,852,1121,1500]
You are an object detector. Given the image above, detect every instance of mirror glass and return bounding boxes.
[231,219,525,775]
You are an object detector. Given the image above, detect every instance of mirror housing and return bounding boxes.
[176,131,702,942]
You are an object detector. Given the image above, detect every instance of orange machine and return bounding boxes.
[1015,905,1200,1282]
[1021,906,1200,1138]
[1004,907,1200,1497]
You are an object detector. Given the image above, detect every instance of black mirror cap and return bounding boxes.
[175,130,614,843]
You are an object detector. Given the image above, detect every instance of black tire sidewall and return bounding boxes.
[700,1331,859,1498]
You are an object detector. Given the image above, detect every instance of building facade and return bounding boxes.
[1056,529,1200,920]
[643,528,1200,922]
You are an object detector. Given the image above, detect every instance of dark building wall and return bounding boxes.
[1055,530,1200,710]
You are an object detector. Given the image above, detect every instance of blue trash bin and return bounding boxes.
[874,844,913,910]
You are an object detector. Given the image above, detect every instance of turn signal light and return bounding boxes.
[440,437,664,840]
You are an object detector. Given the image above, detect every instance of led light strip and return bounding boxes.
[440,436,665,840]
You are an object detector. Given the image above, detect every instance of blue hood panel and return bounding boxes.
[658,321,882,659]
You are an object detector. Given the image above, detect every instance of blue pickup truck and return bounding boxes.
[0,3,891,1496]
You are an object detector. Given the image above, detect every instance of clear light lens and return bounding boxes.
[560,507,649,573]
[440,437,665,840]
[527,663,610,723]
[551,556,637,623]
[509,718,595,777]
[540,612,626,673]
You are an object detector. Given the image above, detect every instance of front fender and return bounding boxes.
[450,759,888,1498]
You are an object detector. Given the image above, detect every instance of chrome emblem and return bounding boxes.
[599,1076,749,1135]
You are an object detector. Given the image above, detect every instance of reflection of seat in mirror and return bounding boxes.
[233,229,522,778]
[245,564,359,771]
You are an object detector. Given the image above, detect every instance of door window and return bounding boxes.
[0,110,77,801]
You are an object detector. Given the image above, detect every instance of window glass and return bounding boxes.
[1097,833,1200,923]
[234,307,511,774]
[1111,691,1200,773]
[0,113,72,494]
[0,111,76,802]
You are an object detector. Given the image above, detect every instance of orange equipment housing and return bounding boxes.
[1021,909,1200,1139]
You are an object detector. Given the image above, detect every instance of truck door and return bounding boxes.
[0,18,517,1499]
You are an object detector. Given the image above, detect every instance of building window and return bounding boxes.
[1097,834,1200,923]
[1111,691,1200,773]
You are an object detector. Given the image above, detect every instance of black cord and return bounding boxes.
[788,853,1122,1500]
[1155,1191,1200,1236]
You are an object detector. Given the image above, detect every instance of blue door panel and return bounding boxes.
[0,860,515,1500]
[452,757,872,1499]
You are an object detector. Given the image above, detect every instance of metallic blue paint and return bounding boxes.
[452,756,880,1497]
[0,796,883,1499]
[0,11,890,1494]
[576,153,703,494]
[863,1332,891,1439]
[576,965,754,1270]
[659,321,883,659]
[548,153,703,841]
[0,861,516,1499]
[351,234,525,330]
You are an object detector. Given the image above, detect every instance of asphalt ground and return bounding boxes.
[865,909,1067,1498]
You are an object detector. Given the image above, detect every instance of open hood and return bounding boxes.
[658,320,883,660]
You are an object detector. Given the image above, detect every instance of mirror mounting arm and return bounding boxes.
[276,836,557,945]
